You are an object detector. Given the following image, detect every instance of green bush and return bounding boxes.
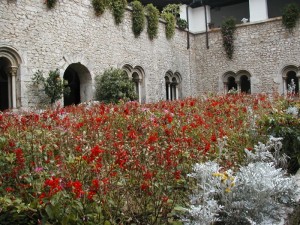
[162,12,176,39]
[177,18,188,30]
[145,4,160,40]
[95,68,137,103]
[110,0,127,25]
[32,69,70,105]
[282,3,300,31]
[221,17,236,60]
[131,0,145,38]
[259,102,300,174]
[92,0,108,16]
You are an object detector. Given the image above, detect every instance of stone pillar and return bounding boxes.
[283,77,287,96]
[249,0,268,22]
[10,66,18,109]
[223,82,228,94]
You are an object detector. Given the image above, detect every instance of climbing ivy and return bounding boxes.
[145,4,160,40]
[45,0,57,9]
[282,3,300,31]
[110,0,127,25]
[221,17,236,60]
[131,0,145,38]
[162,13,176,39]
[92,0,108,16]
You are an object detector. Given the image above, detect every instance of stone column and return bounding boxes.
[283,77,287,96]
[249,0,268,22]
[10,66,18,109]
[223,82,228,94]
[236,81,241,93]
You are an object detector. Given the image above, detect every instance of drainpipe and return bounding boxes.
[186,5,190,49]
[203,2,209,49]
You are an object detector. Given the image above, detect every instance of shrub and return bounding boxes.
[91,0,108,16]
[32,69,70,105]
[259,102,300,174]
[95,68,137,103]
[186,137,299,224]
[131,0,145,37]
[221,17,236,60]
[282,3,300,31]
[110,0,127,25]
[162,13,176,39]
[177,18,188,30]
[145,4,160,40]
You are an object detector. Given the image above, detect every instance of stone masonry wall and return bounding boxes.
[0,0,193,108]
[192,18,300,95]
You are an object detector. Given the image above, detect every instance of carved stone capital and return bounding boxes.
[9,66,18,76]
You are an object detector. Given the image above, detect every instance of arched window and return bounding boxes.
[165,71,181,100]
[0,57,10,111]
[286,71,299,94]
[132,72,140,100]
[122,64,145,103]
[240,75,251,94]
[223,71,251,94]
[227,76,237,92]
[282,66,300,96]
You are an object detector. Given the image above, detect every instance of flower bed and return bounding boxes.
[0,94,298,224]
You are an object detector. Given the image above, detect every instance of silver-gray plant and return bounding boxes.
[186,137,299,225]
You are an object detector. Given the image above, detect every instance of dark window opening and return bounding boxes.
[240,75,251,93]
[227,76,237,91]
[64,67,81,106]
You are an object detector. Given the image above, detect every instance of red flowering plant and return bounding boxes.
[0,94,276,224]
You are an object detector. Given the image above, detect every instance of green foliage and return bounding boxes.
[282,3,300,31]
[145,4,160,40]
[177,18,188,30]
[162,12,176,39]
[92,0,108,16]
[110,0,127,25]
[259,103,300,174]
[46,0,57,9]
[131,0,145,38]
[221,17,236,60]
[162,4,181,17]
[32,69,70,105]
[95,68,137,103]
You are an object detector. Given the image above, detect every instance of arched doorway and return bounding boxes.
[240,75,251,93]
[0,57,11,111]
[64,67,80,106]
[63,63,92,107]
[0,46,21,110]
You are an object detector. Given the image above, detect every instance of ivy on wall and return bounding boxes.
[45,0,57,9]
[282,3,300,32]
[162,13,176,39]
[131,0,146,38]
[145,4,160,40]
[110,0,127,25]
[221,17,236,60]
[92,0,108,16]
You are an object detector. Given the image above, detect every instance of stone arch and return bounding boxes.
[122,64,146,103]
[223,71,237,93]
[63,63,93,106]
[281,65,299,95]
[237,70,251,94]
[0,46,22,110]
[223,70,251,93]
[165,70,182,100]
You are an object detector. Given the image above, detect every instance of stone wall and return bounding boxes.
[193,18,300,95]
[0,0,192,108]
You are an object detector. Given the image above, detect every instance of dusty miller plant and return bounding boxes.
[186,137,299,225]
